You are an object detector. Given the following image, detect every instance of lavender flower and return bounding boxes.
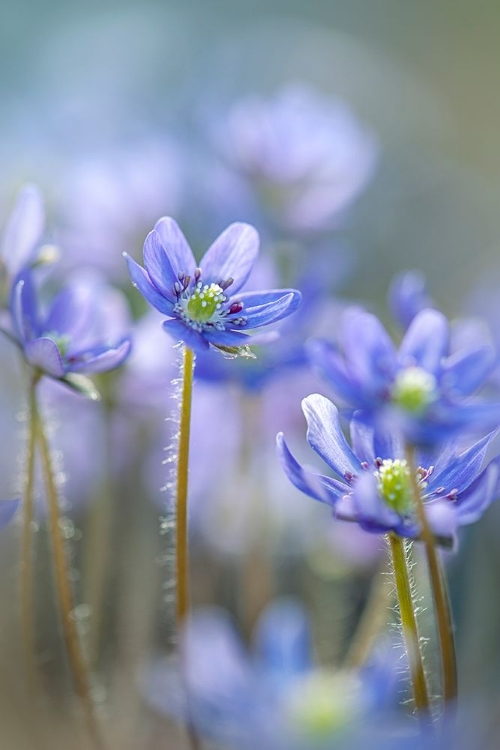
[278,394,500,546]
[125,218,301,355]
[309,306,500,445]
[9,268,131,390]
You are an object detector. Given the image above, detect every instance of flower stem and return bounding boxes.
[405,446,458,711]
[21,373,39,680]
[387,533,430,716]
[176,345,195,625]
[35,387,104,749]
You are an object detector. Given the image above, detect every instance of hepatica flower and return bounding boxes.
[10,268,131,389]
[125,218,301,355]
[309,306,500,444]
[278,394,500,546]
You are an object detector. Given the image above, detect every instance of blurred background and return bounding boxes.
[1,1,500,748]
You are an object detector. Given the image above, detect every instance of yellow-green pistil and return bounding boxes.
[288,672,362,738]
[391,366,438,414]
[376,458,414,514]
[186,282,225,323]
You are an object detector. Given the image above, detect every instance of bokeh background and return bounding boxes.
[1,1,500,748]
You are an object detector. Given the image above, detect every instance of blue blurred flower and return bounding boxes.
[9,268,131,387]
[388,270,435,331]
[278,394,500,546]
[309,306,500,445]
[125,217,301,355]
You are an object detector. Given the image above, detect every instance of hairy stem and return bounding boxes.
[36,387,104,749]
[21,374,39,680]
[388,533,430,716]
[176,345,195,625]
[406,446,458,710]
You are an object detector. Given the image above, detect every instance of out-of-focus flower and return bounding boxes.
[10,268,131,389]
[388,270,435,331]
[125,217,301,355]
[145,598,401,750]
[277,394,500,546]
[0,500,20,528]
[309,306,500,445]
[209,85,378,235]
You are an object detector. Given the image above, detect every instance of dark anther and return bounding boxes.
[374,457,383,468]
[194,268,202,282]
[220,277,234,291]
[178,271,185,281]
[360,461,369,470]
[229,301,244,315]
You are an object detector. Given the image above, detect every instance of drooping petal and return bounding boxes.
[162,318,209,351]
[200,223,259,293]
[143,229,179,301]
[276,433,346,504]
[125,253,175,315]
[341,309,398,394]
[154,217,197,276]
[229,290,301,328]
[398,308,449,374]
[25,337,65,377]
[441,346,495,398]
[302,394,362,478]
[429,431,494,495]
[67,339,131,373]
[1,184,44,277]
[0,499,21,528]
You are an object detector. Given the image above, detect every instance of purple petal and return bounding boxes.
[429,432,494,495]
[398,309,449,374]
[162,319,209,351]
[307,339,364,405]
[203,328,251,347]
[276,432,346,504]
[349,414,374,465]
[68,339,131,373]
[143,229,179,301]
[341,309,397,395]
[302,394,362,478]
[44,284,93,337]
[441,346,494,397]
[254,599,313,680]
[229,290,301,328]
[154,217,196,276]
[25,337,65,377]
[0,499,21,528]
[1,184,44,277]
[125,253,175,315]
[388,270,434,331]
[351,471,400,530]
[455,457,500,525]
[425,501,457,540]
[200,223,259,293]
[10,272,40,341]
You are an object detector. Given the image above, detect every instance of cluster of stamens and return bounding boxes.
[172,270,247,332]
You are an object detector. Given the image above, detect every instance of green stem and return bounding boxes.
[21,373,39,680]
[406,446,458,709]
[35,385,104,749]
[176,345,195,625]
[388,533,430,716]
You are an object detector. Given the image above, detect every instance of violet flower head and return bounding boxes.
[10,268,131,392]
[277,394,500,547]
[125,218,301,356]
[309,306,500,445]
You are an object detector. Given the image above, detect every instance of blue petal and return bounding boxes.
[154,217,197,276]
[429,432,494,495]
[351,472,401,531]
[388,270,433,331]
[254,598,313,683]
[1,184,44,277]
[307,339,365,406]
[10,272,40,342]
[425,501,457,541]
[25,337,65,377]
[200,223,259,293]
[44,284,93,337]
[229,290,301,328]
[455,457,500,525]
[441,346,494,397]
[0,499,21,528]
[341,309,398,394]
[143,229,179,301]
[349,414,375,465]
[302,394,362,478]
[276,433,346,504]
[204,328,251,347]
[162,318,209,351]
[68,339,131,373]
[398,308,449,374]
[125,253,175,315]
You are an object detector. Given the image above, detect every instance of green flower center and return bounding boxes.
[375,458,413,514]
[186,282,225,322]
[288,671,361,738]
[391,366,437,414]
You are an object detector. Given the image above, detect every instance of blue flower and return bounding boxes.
[125,218,301,355]
[10,268,131,387]
[309,306,500,445]
[277,394,500,546]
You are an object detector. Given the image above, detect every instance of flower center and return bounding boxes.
[391,366,437,414]
[375,458,413,514]
[288,671,362,738]
[185,282,225,323]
